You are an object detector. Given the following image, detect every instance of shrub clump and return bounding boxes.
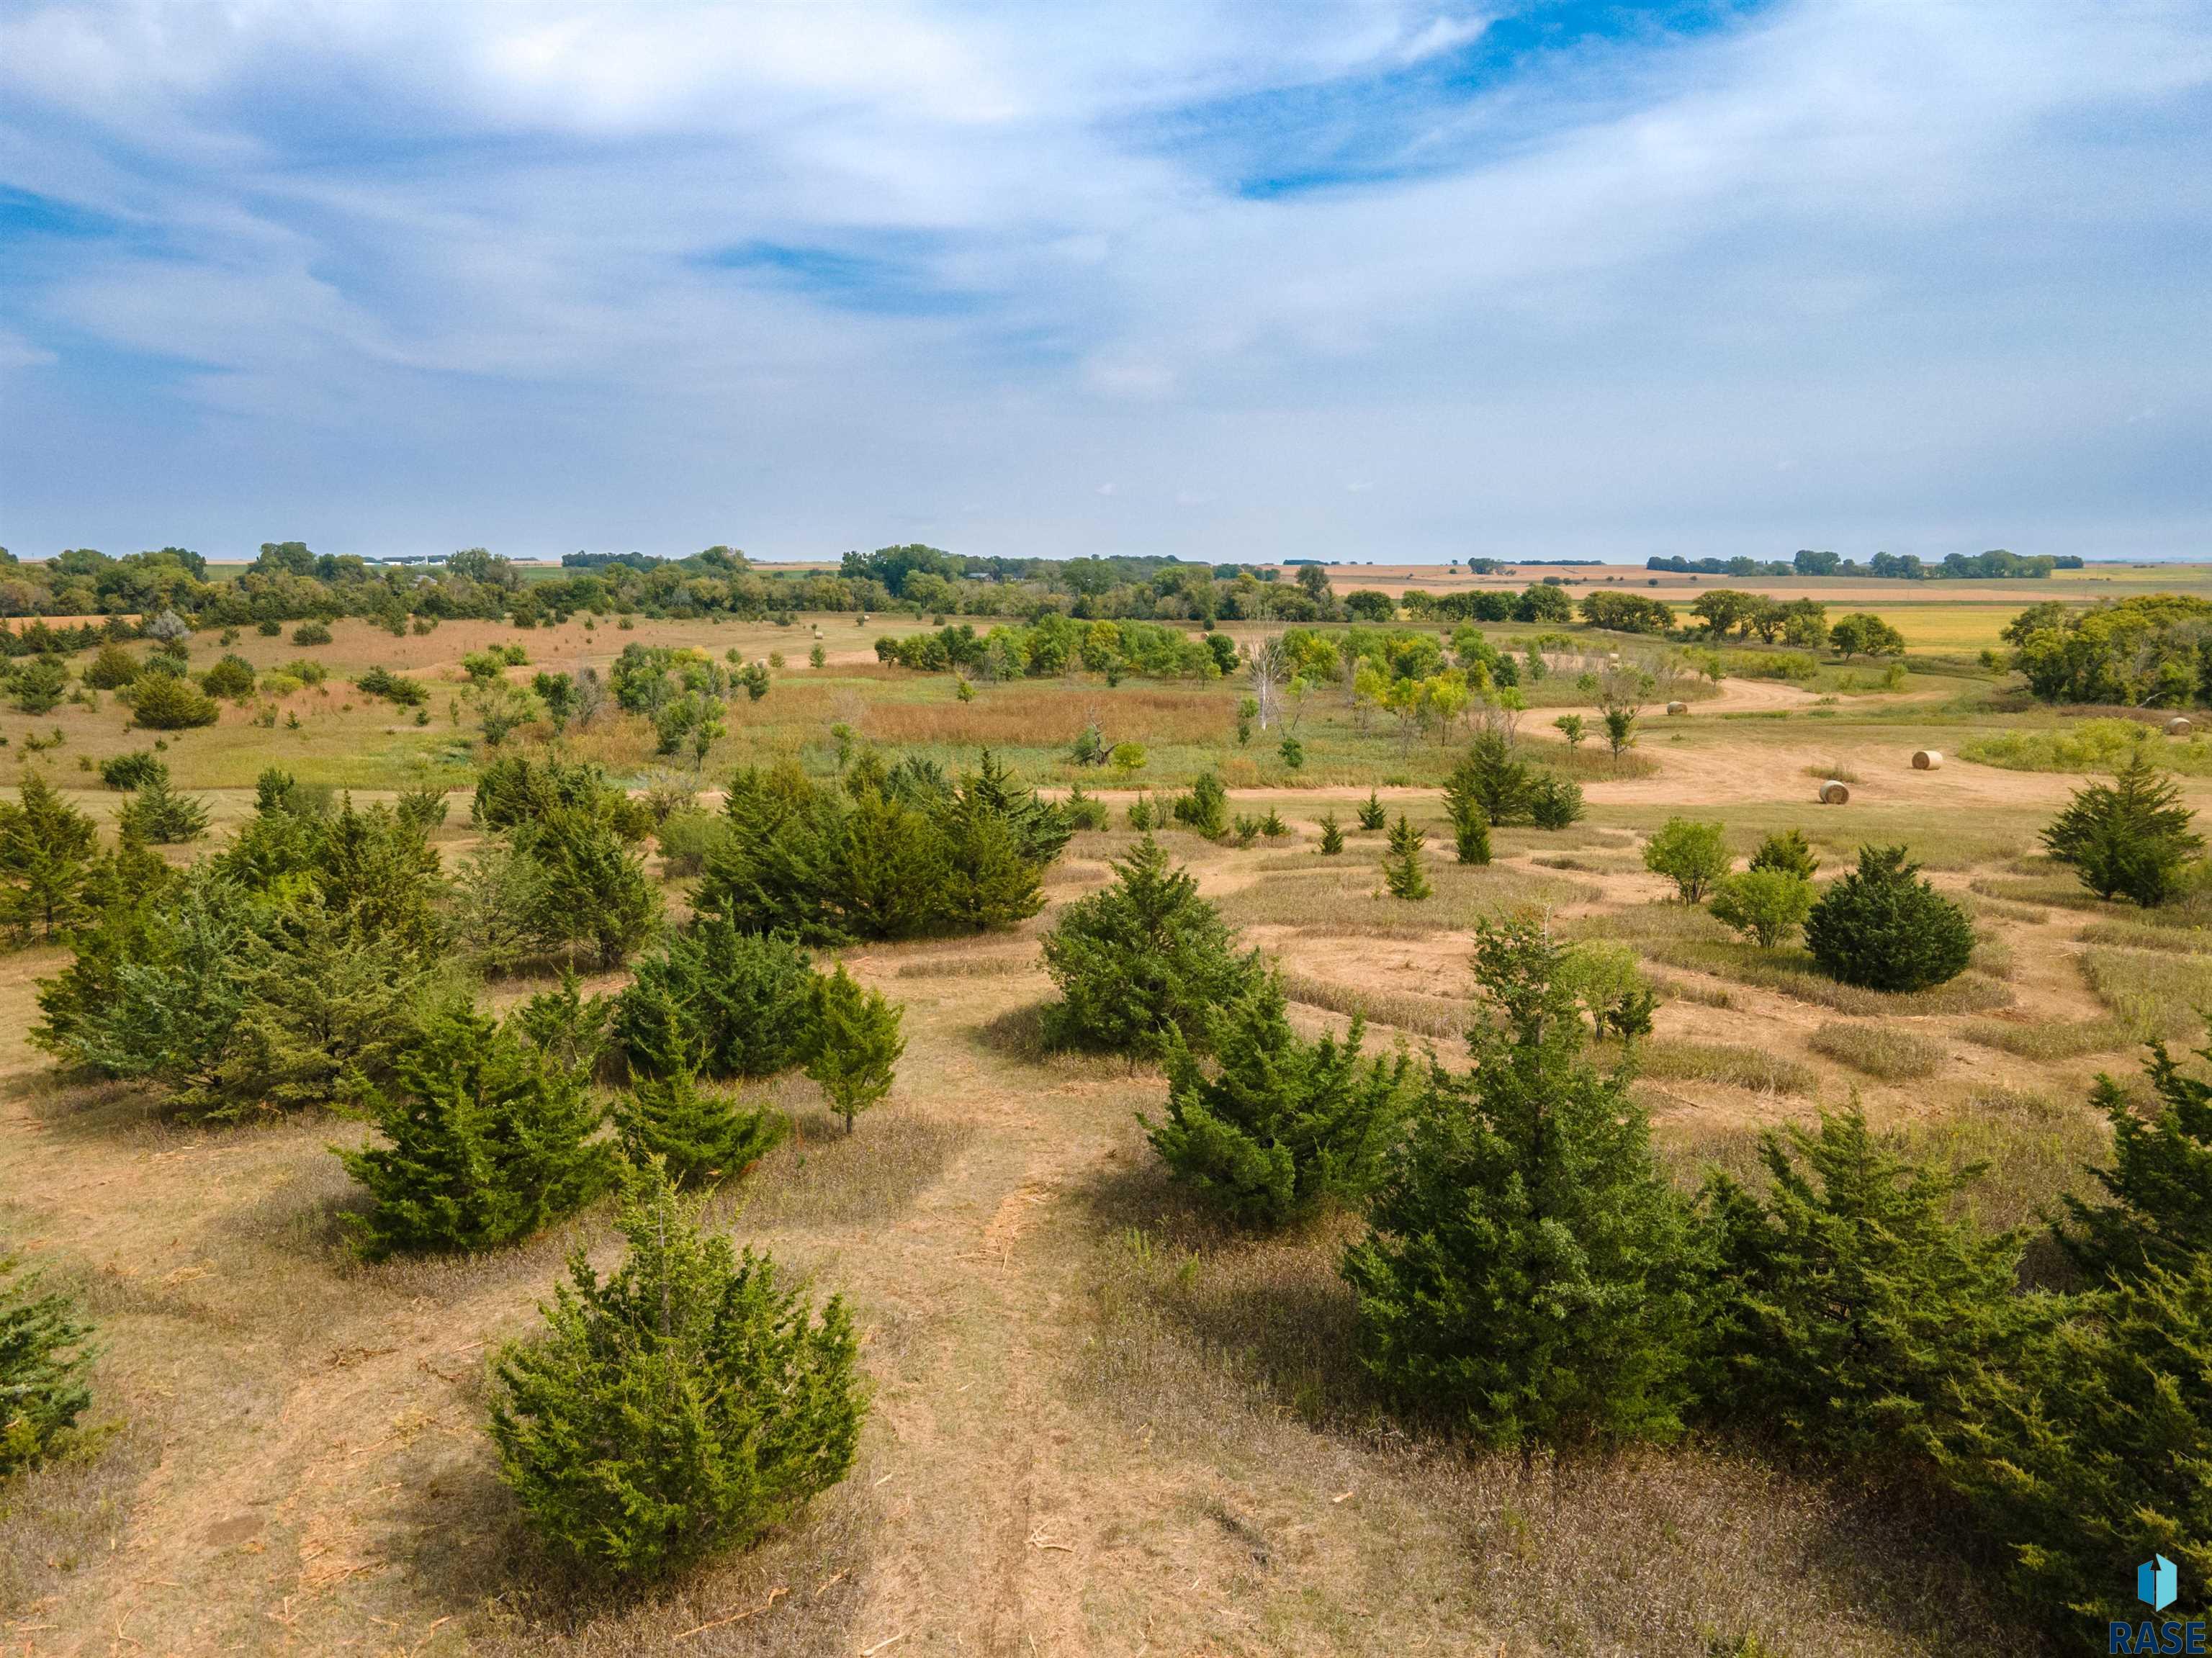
[488,1163,863,1580]
[125,673,220,730]
[1642,817,1730,903]
[1803,844,1974,992]
[1707,867,1815,949]
[1142,971,1409,1229]
[2041,751,2203,908]
[0,1253,96,1477]
[1342,919,1697,1449]
[1040,834,1260,1059]
[338,999,615,1259]
[613,919,817,1081]
[697,754,1066,943]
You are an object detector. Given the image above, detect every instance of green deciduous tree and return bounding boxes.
[1342,919,1696,1449]
[1707,868,1817,949]
[1142,972,1408,1229]
[2042,752,2203,908]
[1642,816,1729,904]
[1804,844,1974,991]
[488,1163,863,1580]
[338,999,614,1259]
[1040,835,1260,1059]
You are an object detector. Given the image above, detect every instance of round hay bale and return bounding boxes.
[1666,700,1689,716]
[1819,779,1851,805]
[2168,716,2194,736]
[1912,750,1943,770]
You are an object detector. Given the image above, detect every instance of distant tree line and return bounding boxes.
[1648,549,2082,580]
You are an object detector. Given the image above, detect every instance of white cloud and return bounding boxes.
[0,0,2208,561]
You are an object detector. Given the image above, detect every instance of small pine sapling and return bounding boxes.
[805,965,905,1135]
[1382,814,1431,901]
[488,1161,863,1579]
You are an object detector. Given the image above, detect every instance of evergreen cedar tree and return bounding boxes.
[1342,919,1696,1450]
[805,965,906,1135]
[488,1163,863,1580]
[116,774,211,845]
[124,673,220,729]
[1143,971,1409,1229]
[1172,770,1229,839]
[1748,828,1820,880]
[613,1068,787,1189]
[0,771,104,942]
[338,999,614,1260]
[32,783,445,1119]
[1934,1256,2212,1636]
[1442,774,1492,866]
[1802,845,1974,992]
[613,919,819,1081]
[1641,816,1730,904]
[1040,834,1261,1060]
[0,1253,96,1477]
[2059,1033,2212,1281]
[1694,1109,2045,1470]
[2041,751,2204,909]
[1382,814,1431,901]
[1316,812,1345,857]
[696,752,1067,943]
[468,757,662,966]
[1357,790,1387,832]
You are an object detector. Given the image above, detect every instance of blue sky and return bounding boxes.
[1,0,2208,564]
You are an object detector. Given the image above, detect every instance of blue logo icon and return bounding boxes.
[2141,1554,2179,1613]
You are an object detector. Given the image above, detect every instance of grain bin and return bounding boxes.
[1666,700,1689,716]
[1818,780,1851,804]
[2168,717,2194,736]
[1912,750,1943,770]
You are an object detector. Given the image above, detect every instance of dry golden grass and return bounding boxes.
[1278,970,1470,1040]
[2079,945,2212,1042]
[1959,1014,2132,1063]
[1634,1040,1818,1097]
[1217,860,1602,936]
[1075,1187,2030,1658]
[0,611,2140,1656]
[1809,1022,1949,1081]
[1639,940,2015,1017]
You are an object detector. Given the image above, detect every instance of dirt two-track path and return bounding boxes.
[3,909,1426,1658]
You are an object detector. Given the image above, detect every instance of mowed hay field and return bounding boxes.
[7,607,2211,1656]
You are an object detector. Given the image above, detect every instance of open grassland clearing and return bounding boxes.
[12,605,2212,1657]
